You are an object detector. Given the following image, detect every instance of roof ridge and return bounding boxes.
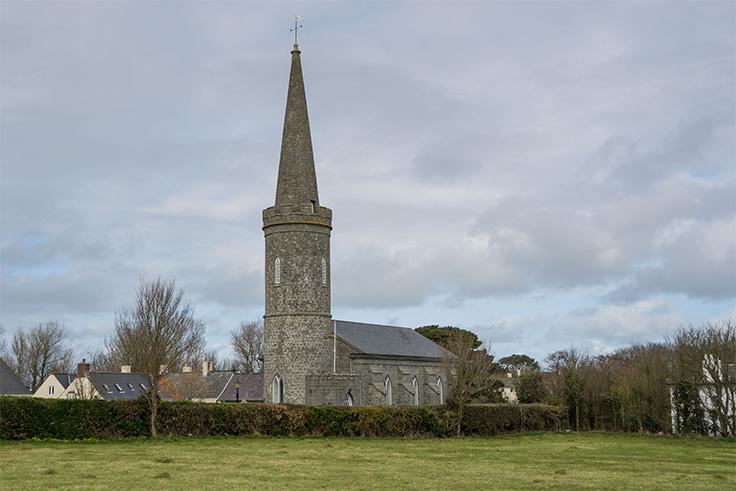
[334,319,411,330]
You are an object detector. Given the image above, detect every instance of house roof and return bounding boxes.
[334,320,451,359]
[162,371,264,402]
[219,373,264,402]
[87,372,149,401]
[50,373,76,389]
[0,358,30,395]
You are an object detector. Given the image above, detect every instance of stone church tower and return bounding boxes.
[262,43,333,404]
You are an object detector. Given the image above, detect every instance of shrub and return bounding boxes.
[0,396,563,440]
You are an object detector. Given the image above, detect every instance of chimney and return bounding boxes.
[202,360,213,377]
[121,365,131,373]
[77,359,91,378]
[182,365,192,373]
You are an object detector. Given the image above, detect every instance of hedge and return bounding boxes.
[0,397,563,440]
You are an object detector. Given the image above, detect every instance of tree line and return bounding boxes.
[2,279,733,437]
[415,321,735,437]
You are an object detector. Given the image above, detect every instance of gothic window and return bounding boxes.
[344,390,354,406]
[384,375,393,405]
[321,257,327,286]
[272,374,284,403]
[274,257,282,285]
[437,376,444,405]
[412,376,419,406]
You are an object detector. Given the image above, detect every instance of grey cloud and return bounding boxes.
[1,2,734,357]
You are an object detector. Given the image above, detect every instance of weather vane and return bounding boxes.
[290,16,303,47]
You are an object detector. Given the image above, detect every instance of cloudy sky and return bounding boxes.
[1,1,734,364]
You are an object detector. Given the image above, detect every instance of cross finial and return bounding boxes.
[290,16,303,49]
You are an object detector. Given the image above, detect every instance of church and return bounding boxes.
[261,42,450,406]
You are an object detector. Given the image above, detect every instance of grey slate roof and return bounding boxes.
[162,371,264,402]
[335,320,451,359]
[0,359,30,395]
[50,373,76,389]
[219,373,264,402]
[87,372,149,401]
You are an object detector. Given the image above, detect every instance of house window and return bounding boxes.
[274,257,282,285]
[412,377,419,406]
[344,391,354,406]
[272,374,284,403]
[48,385,55,396]
[321,258,327,286]
[437,377,444,405]
[384,376,392,405]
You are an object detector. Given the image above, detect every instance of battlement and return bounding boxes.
[262,204,332,229]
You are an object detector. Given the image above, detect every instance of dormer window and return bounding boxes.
[274,257,282,285]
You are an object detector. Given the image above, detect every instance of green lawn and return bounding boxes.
[1,433,734,490]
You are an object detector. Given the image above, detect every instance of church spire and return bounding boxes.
[274,43,319,207]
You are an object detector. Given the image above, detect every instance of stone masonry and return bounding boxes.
[262,44,333,404]
[261,44,448,406]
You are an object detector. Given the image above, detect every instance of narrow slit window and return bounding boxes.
[272,374,284,403]
[412,377,419,406]
[384,376,393,406]
[437,377,444,405]
[321,258,327,286]
[274,257,282,285]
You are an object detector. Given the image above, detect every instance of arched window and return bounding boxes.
[272,374,284,403]
[437,376,444,405]
[274,257,282,285]
[344,390,354,406]
[321,257,327,286]
[412,377,419,406]
[384,376,393,405]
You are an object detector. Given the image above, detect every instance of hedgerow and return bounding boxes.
[0,397,563,440]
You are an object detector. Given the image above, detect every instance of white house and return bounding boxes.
[33,373,76,398]
[61,359,150,401]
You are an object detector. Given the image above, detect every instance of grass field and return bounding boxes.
[2,432,734,490]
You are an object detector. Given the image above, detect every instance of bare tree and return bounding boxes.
[9,322,74,391]
[546,348,586,431]
[443,331,500,435]
[107,278,205,437]
[0,326,7,356]
[671,321,736,436]
[231,320,263,374]
[90,347,122,372]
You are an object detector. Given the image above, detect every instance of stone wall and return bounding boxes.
[262,204,332,404]
[350,357,448,406]
[306,373,362,405]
